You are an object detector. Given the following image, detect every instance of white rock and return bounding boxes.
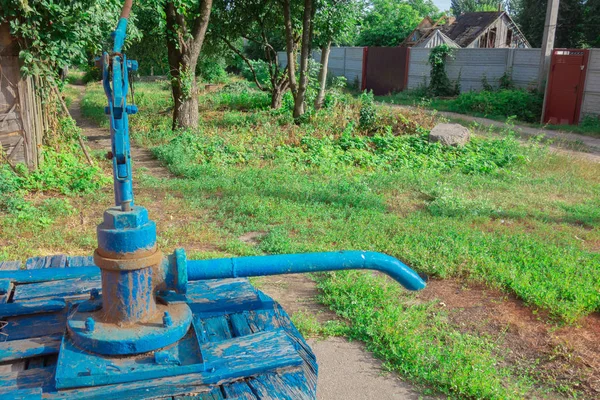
[429,123,471,146]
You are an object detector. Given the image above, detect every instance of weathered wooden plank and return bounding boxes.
[25,255,65,270]
[200,316,232,343]
[52,329,302,398]
[173,387,225,400]
[26,356,45,369]
[0,299,66,318]
[0,260,21,270]
[221,381,257,399]
[3,387,42,399]
[186,279,262,317]
[0,334,61,363]
[13,274,101,301]
[1,312,66,341]
[229,312,253,337]
[0,366,55,395]
[67,256,95,268]
[0,266,99,284]
[248,370,313,400]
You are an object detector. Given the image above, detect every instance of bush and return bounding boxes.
[359,91,377,131]
[450,89,543,123]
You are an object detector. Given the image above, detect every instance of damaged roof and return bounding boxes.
[442,11,504,47]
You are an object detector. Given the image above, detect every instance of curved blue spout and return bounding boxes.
[186,251,426,291]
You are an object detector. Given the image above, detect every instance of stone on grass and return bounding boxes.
[428,123,471,146]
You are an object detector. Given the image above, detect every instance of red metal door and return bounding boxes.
[543,49,589,125]
[362,47,410,95]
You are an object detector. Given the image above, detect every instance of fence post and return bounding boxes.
[506,48,515,75]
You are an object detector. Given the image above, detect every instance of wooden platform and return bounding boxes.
[0,256,318,399]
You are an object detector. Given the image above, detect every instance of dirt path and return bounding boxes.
[68,84,171,178]
[68,85,435,399]
[389,104,600,163]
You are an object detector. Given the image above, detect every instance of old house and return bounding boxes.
[402,12,530,49]
[1,22,46,168]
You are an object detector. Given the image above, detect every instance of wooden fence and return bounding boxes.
[1,25,47,169]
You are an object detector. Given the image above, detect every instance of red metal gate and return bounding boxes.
[361,47,410,95]
[543,49,589,125]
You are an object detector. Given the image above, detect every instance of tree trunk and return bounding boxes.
[282,0,298,96]
[172,78,200,129]
[293,0,314,119]
[164,0,212,130]
[271,88,284,109]
[314,41,331,110]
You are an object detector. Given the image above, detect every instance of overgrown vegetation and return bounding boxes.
[428,45,459,97]
[379,88,547,125]
[0,118,108,229]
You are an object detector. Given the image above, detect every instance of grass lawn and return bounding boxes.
[2,79,599,398]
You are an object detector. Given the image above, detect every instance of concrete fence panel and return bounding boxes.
[277,47,364,87]
[408,48,542,92]
[582,49,600,119]
[511,49,541,89]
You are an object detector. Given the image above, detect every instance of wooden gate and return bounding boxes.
[362,47,410,95]
[543,49,589,125]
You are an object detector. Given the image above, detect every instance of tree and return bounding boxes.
[211,0,290,108]
[451,0,501,15]
[163,0,213,130]
[356,0,422,46]
[513,0,587,48]
[313,0,360,109]
[282,0,316,119]
[1,0,135,80]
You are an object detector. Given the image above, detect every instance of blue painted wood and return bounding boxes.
[0,279,12,304]
[0,366,55,394]
[0,260,21,270]
[55,328,302,390]
[3,387,43,399]
[25,255,67,270]
[27,357,45,369]
[221,380,257,399]
[2,312,66,341]
[186,279,262,317]
[199,316,232,343]
[0,258,318,399]
[0,266,100,284]
[174,388,225,399]
[0,299,66,318]
[67,256,95,268]
[13,275,101,301]
[0,334,62,362]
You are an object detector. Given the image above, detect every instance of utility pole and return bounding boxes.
[537,0,560,91]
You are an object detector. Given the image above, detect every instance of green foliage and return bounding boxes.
[428,45,458,97]
[316,271,531,399]
[1,0,139,79]
[0,116,108,229]
[481,74,494,92]
[279,131,527,174]
[450,89,543,123]
[358,91,378,131]
[313,0,361,47]
[451,0,503,15]
[498,69,515,90]
[579,115,600,131]
[197,55,228,83]
[356,0,423,46]
[291,311,350,338]
[514,0,594,48]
